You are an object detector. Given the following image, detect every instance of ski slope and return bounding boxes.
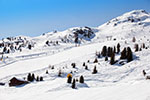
[0,9,150,100]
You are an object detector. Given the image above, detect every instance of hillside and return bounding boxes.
[0,9,150,100]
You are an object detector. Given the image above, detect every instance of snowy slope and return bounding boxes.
[95,10,150,41]
[0,9,150,100]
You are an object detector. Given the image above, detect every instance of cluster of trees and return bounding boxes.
[73,62,98,74]
[45,40,59,46]
[67,74,84,89]
[101,43,120,57]
[120,47,133,62]
[100,43,121,65]
[134,43,147,52]
[0,36,34,55]
[83,62,88,70]
[96,43,133,65]
[71,63,76,68]
[27,73,43,82]
[133,37,149,52]
[73,27,94,44]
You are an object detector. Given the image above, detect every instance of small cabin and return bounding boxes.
[9,77,29,87]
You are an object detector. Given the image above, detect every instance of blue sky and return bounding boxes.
[0,0,150,38]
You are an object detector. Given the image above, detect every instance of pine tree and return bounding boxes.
[46,70,49,74]
[142,43,145,49]
[31,73,35,81]
[96,51,101,58]
[75,37,78,44]
[27,73,32,82]
[143,70,146,76]
[28,44,32,50]
[72,79,76,89]
[107,47,113,57]
[51,66,54,69]
[117,43,120,54]
[76,78,78,82]
[83,62,86,66]
[101,46,107,57]
[36,76,39,81]
[71,63,76,68]
[105,56,108,61]
[93,58,98,63]
[67,75,72,83]
[127,47,133,62]
[40,77,43,81]
[114,46,116,53]
[46,41,49,45]
[110,52,115,65]
[120,48,127,59]
[139,48,142,51]
[79,75,84,83]
[134,44,139,52]
[58,70,61,77]
[85,65,88,70]
[92,66,98,74]
[132,37,136,42]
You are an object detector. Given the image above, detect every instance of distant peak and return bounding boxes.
[124,9,149,16]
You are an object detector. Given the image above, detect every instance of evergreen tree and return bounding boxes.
[139,48,142,51]
[40,77,43,81]
[114,46,116,53]
[92,66,98,74]
[105,56,108,61]
[120,48,127,59]
[51,66,54,69]
[101,46,107,57]
[46,41,49,45]
[58,70,61,77]
[79,75,84,83]
[143,70,146,76]
[75,37,78,44]
[46,70,49,74]
[110,52,115,65]
[93,58,98,63]
[96,51,101,58]
[85,65,88,70]
[135,44,139,52]
[71,63,76,68]
[142,43,145,49]
[132,37,136,42]
[127,47,133,62]
[107,47,113,57]
[27,73,31,81]
[36,76,39,81]
[117,43,120,54]
[67,75,72,83]
[83,62,86,66]
[31,73,35,81]
[28,44,32,50]
[72,79,76,89]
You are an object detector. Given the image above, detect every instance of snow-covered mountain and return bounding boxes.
[0,10,150,100]
[1,10,150,54]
